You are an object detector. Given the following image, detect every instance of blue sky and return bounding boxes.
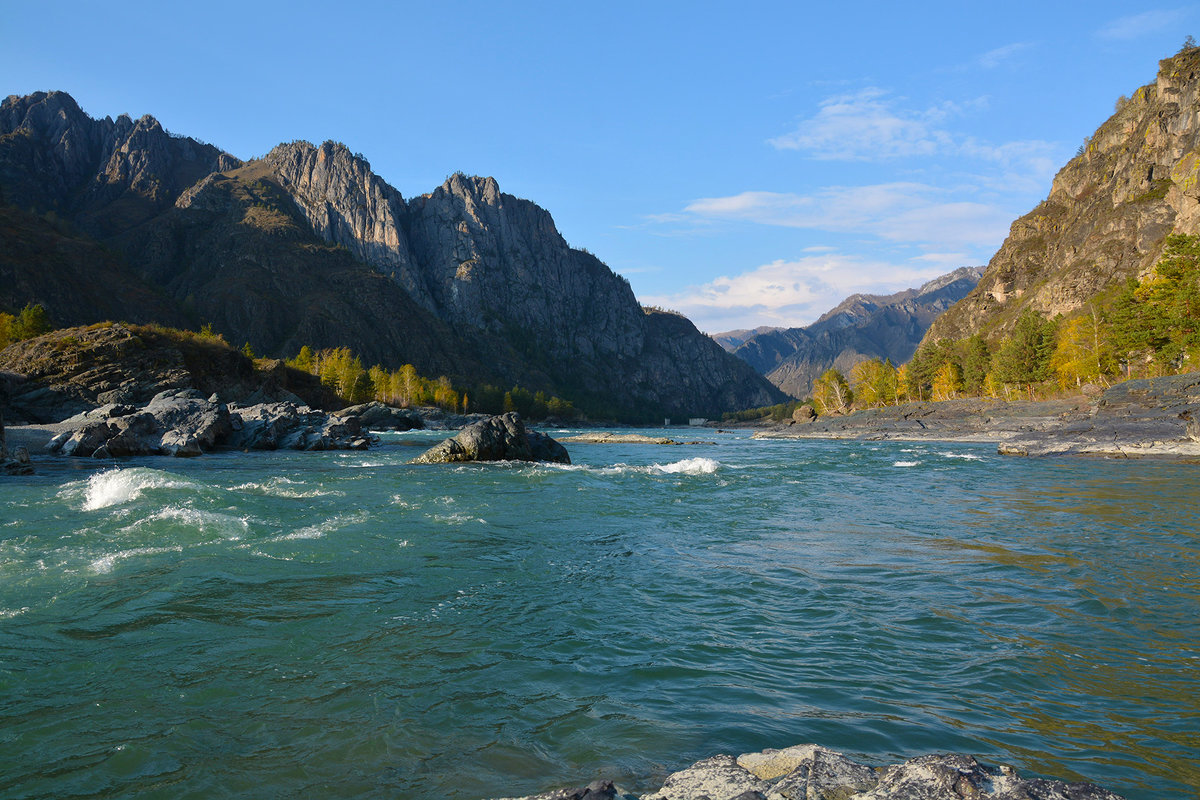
[3,1,1196,332]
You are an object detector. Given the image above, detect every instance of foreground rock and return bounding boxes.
[412,412,570,464]
[45,389,373,458]
[492,744,1125,800]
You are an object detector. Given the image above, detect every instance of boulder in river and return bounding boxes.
[411,412,570,464]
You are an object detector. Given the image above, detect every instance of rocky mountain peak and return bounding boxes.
[926,49,1200,343]
[0,90,238,234]
[262,138,421,298]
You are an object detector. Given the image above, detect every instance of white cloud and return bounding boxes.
[768,88,958,159]
[683,183,1012,249]
[642,253,950,332]
[1096,9,1187,40]
[978,42,1034,68]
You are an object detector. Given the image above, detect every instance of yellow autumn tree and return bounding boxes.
[812,368,854,415]
[1051,308,1114,389]
[931,361,963,401]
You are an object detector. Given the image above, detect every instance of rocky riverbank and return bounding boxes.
[753,373,1200,460]
[490,744,1125,799]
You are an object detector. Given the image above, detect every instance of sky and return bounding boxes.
[3,1,1197,333]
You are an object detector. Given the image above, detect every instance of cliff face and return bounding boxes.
[0,92,782,418]
[731,267,983,397]
[926,49,1200,344]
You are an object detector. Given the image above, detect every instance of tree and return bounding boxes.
[12,303,51,340]
[851,358,899,408]
[812,368,854,415]
[961,335,991,396]
[240,341,257,359]
[994,309,1056,394]
[931,361,964,401]
[1050,307,1114,388]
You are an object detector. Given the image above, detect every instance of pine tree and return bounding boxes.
[961,335,991,395]
[995,309,1056,394]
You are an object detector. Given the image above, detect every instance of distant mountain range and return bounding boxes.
[0,91,784,420]
[714,267,983,398]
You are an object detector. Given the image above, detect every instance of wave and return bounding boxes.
[231,477,347,499]
[893,461,920,467]
[652,457,720,475]
[90,544,184,574]
[938,451,985,461]
[269,511,372,542]
[532,457,721,476]
[77,468,201,511]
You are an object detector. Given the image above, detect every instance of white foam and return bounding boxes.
[893,461,920,467]
[653,457,720,475]
[938,451,985,461]
[80,468,199,511]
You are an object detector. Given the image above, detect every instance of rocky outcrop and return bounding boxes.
[998,372,1200,458]
[492,744,1125,800]
[263,141,425,302]
[412,412,570,464]
[925,48,1200,344]
[731,267,983,398]
[0,324,341,423]
[46,389,373,458]
[752,396,1088,442]
[330,401,424,431]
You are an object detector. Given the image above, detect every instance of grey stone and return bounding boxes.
[412,412,570,464]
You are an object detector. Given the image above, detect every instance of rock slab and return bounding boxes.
[412,412,570,464]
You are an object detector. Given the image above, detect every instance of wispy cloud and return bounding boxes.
[641,252,949,332]
[683,183,1012,248]
[978,42,1034,68]
[1096,9,1187,41]
[768,88,963,159]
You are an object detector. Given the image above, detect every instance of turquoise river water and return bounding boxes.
[1,429,1198,799]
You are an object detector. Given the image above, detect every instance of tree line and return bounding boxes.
[284,345,581,420]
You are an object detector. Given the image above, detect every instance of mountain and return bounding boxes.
[730,267,984,398]
[0,91,783,419]
[711,326,784,352]
[924,47,1200,345]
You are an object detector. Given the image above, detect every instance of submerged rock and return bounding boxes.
[411,412,570,464]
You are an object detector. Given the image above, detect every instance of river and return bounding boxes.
[1,429,1197,799]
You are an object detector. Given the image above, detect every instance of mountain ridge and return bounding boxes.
[0,91,784,419]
